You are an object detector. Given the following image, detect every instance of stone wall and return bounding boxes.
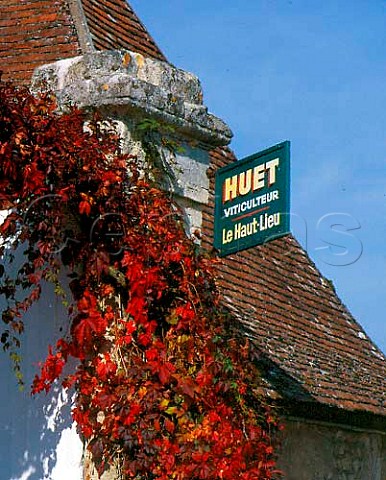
[277,417,385,480]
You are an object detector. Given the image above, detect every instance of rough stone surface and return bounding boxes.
[31,50,233,147]
[31,50,231,236]
[277,418,385,480]
[172,144,210,204]
[83,451,118,480]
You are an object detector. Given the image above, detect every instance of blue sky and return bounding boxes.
[130,0,386,353]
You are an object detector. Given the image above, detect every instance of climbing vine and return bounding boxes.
[0,80,281,479]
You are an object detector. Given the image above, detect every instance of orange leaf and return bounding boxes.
[79,200,91,215]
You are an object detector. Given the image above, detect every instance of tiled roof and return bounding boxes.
[81,0,166,61]
[0,0,80,85]
[0,0,165,86]
[203,147,386,421]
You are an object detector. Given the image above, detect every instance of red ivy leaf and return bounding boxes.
[164,418,175,434]
[73,312,107,349]
[157,362,175,385]
[79,200,91,216]
[32,346,65,394]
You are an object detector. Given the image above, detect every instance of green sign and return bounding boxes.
[214,141,290,256]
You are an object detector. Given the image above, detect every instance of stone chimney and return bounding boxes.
[31,49,232,237]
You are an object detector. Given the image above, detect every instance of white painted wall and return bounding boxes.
[0,280,83,480]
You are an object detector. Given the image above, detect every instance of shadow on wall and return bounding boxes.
[0,282,83,480]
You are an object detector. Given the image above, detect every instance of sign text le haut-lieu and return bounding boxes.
[214,141,290,256]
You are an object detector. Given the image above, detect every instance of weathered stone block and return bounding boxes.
[31,50,232,147]
[277,418,385,480]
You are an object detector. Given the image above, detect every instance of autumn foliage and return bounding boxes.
[0,80,280,479]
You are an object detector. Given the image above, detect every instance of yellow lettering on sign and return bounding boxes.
[222,158,280,203]
[238,170,252,196]
[266,158,279,186]
[223,175,238,202]
[252,164,265,190]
